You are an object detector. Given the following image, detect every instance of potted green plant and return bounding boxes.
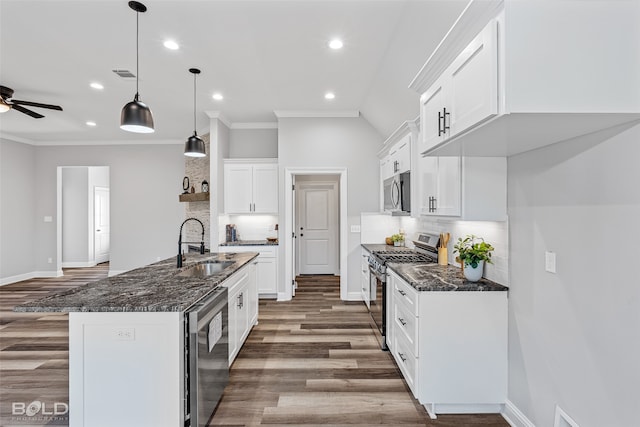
[391,233,405,247]
[453,234,494,282]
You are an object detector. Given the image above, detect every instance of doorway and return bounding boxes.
[295,176,339,275]
[284,168,348,301]
[57,166,110,271]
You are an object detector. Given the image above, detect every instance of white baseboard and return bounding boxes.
[62,261,97,268]
[502,399,536,427]
[0,270,63,286]
[345,291,363,301]
[277,292,291,301]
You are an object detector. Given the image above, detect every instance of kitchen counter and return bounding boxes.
[220,239,278,246]
[14,252,258,313]
[388,262,508,292]
[361,243,412,253]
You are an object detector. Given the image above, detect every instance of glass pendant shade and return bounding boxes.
[184,133,206,157]
[120,94,154,133]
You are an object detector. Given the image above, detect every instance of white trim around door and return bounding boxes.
[282,168,348,301]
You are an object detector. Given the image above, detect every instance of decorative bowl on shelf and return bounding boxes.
[266,237,278,243]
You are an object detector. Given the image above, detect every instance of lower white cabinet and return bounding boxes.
[360,248,371,309]
[224,261,258,365]
[386,269,507,418]
[420,156,506,221]
[219,245,278,297]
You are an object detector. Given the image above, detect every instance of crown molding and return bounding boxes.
[30,139,182,146]
[230,122,278,130]
[0,132,36,145]
[273,110,360,119]
[205,111,232,128]
[408,0,503,93]
[378,120,417,157]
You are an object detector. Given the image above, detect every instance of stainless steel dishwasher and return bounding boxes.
[185,286,229,427]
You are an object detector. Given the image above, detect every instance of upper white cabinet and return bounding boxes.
[378,121,419,215]
[224,159,278,214]
[420,156,506,221]
[411,0,640,157]
[419,21,497,154]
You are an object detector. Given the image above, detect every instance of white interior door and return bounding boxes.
[94,187,110,264]
[297,182,338,275]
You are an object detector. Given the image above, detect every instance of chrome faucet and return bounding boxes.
[177,217,205,268]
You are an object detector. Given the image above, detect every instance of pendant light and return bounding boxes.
[184,68,206,157]
[120,1,154,133]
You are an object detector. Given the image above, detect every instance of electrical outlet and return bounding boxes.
[48,258,53,264]
[115,328,135,341]
[545,251,556,273]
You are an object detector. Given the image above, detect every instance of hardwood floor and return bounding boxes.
[1,268,508,427]
[0,264,109,427]
[211,275,509,426]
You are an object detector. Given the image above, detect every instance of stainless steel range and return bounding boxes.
[368,232,439,350]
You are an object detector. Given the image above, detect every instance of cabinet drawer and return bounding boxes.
[393,276,419,317]
[393,332,417,394]
[393,300,418,355]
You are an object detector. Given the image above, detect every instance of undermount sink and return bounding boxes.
[178,261,234,278]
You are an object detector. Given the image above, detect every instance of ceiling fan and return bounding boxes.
[0,85,63,118]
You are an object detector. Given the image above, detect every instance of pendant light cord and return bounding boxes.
[193,72,197,133]
[135,10,140,97]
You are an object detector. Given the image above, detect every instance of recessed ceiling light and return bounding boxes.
[328,39,343,50]
[86,121,97,127]
[163,39,179,50]
[325,92,335,100]
[90,82,104,90]
[212,93,224,101]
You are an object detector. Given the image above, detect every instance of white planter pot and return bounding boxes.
[463,260,484,282]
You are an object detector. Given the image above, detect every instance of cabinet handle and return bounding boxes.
[443,107,450,133]
[428,196,437,213]
[398,352,407,363]
[398,317,407,326]
[237,292,244,309]
[398,290,406,296]
[437,111,444,136]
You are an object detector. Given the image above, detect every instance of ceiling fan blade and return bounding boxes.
[12,104,45,119]
[11,99,63,111]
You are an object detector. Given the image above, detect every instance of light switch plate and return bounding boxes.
[44,216,53,223]
[545,251,556,273]
[350,225,361,233]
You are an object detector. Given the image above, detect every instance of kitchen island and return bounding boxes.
[16,252,259,427]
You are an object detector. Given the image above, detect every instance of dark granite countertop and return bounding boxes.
[220,240,278,246]
[361,243,412,253]
[14,252,259,313]
[387,263,508,292]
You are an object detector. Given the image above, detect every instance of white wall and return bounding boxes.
[0,139,36,282]
[507,122,640,427]
[278,116,382,298]
[62,167,90,264]
[33,144,184,275]
[229,128,277,158]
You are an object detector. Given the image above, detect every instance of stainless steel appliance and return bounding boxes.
[383,171,411,214]
[185,286,229,427]
[368,233,439,349]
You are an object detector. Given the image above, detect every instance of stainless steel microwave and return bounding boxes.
[383,171,410,214]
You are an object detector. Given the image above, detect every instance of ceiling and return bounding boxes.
[0,0,467,144]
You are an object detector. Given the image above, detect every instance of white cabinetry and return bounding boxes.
[411,0,640,157]
[360,248,371,309]
[219,245,278,298]
[224,261,258,365]
[224,160,278,214]
[420,156,506,220]
[419,21,497,154]
[386,269,507,418]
